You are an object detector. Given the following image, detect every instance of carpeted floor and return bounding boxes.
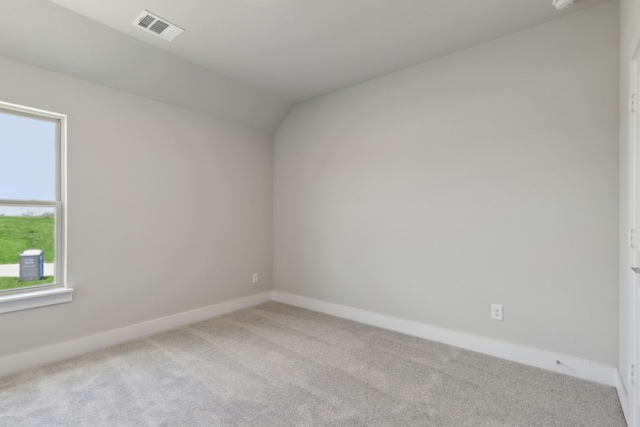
[0,302,626,426]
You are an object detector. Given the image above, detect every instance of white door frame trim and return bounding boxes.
[625,39,640,427]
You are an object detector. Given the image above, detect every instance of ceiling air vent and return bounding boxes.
[133,11,184,41]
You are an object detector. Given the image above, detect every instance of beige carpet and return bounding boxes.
[0,302,626,426]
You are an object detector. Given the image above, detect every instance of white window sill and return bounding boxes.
[0,287,73,314]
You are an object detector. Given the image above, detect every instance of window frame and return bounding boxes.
[0,101,72,314]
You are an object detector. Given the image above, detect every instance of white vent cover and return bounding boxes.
[133,11,184,41]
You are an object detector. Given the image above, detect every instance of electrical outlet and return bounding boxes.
[252,273,259,284]
[491,304,503,321]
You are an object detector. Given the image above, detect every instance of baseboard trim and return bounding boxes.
[616,370,630,425]
[0,291,273,378]
[1,290,621,390]
[273,291,618,387]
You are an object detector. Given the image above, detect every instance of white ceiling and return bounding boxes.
[49,0,609,102]
[0,0,610,132]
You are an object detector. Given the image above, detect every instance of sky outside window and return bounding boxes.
[0,111,56,215]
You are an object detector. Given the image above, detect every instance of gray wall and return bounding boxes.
[619,0,640,394]
[274,2,619,366]
[0,56,273,358]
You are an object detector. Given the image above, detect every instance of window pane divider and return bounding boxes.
[0,199,58,206]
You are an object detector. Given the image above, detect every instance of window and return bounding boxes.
[0,101,72,313]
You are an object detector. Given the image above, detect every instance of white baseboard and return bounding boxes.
[616,370,630,425]
[1,290,622,392]
[273,291,618,387]
[0,291,273,378]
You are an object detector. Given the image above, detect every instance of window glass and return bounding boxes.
[0,111,56,201]
[0,108,60,293]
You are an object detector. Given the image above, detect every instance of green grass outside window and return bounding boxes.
[0,216,55,291]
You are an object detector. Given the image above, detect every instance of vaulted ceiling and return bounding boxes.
[0,0,610,132]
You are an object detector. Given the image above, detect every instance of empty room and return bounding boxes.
[0,0,637,425]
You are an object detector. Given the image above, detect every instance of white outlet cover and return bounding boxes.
[491,304,503,321]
